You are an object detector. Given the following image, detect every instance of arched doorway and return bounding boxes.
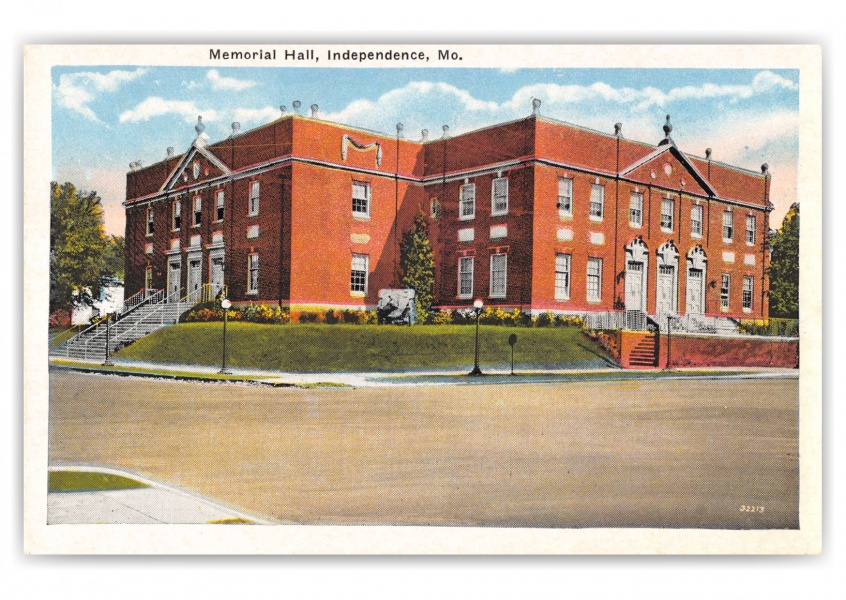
[686,245,707,315]
[624,237,649,312]
[656,241,679,315]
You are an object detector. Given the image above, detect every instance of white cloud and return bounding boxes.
[53,68,147,121]
[232,106,280,126]
[119,97,219,124]
[207,69,257,91]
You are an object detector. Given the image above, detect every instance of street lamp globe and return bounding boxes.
[473,299,483,311]
[221,299,232,310]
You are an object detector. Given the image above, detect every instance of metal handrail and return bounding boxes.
[110,288,187,348]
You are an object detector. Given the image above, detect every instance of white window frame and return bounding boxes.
[629,192,643,228]
[489,253,507,299]
[587,257,602,302]
[193,195,202,228]
[722,210,734,242]
[742,275,754,312]
[691,204,703,238]
[746,214,756,245]
[589,184,604,221]
[555,253,571,301]
[661,198,674,232]
[171,200,181,232]
[249,181,260,217]
[459,183,476,221]
[351,254,369,294]
[352,181,371,217]
[720,273,731,310]
[146,207,155,236]
[558,177,573,217]
[247,253,259,295]
[216,190,225,222]
[458,256,474,299]
[491,177,508,216]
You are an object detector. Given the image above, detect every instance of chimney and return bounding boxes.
[310,104,319,117]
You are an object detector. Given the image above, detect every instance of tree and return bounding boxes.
[400,209,436,319]
[767,203,799,319]
[102,235,126,281]
[50,181,108,311]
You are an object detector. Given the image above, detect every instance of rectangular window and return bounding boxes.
[490,254,507,298]
[193,196,202,227]
[691,204,703,237]
[746,214,756,244]
[720,273,731,309]
[555,253,571,300]
[458,256,474,299]
[351,254,369,294]
[661,198,674,231]
[558,177,573,216]
[587,257,602,302]
[216,190,225,222]
[146,208,155,236]
[171,201,181,231]
[491,177,508,216]
[723,210,733,241]
[629,192,643,227]
[247,254,259,295]
[742,275,754,311]
[460,183,476,220]
[249,181,260,216]
[352,181,371,216]
[590,184,604,220]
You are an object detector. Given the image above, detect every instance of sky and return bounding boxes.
[51,66,800,236]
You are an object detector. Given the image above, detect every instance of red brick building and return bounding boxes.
[124,101,772,322]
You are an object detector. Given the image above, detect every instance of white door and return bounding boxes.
[188,258,202,301]
[167,261,181,300]
[144,266,153,296]
[210,255,224,290]
[686,268,704,315]
[625,261,645,311]
[657,265,675,314]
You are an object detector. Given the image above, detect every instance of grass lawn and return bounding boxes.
[49,470,149,492]
[117,323,614,372]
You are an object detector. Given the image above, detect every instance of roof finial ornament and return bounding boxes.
[292,100,301,114]
[310,104,319,117]
[231,122,241,137]
[761,163,769,175]
[532,98,542,115]
[705,147,712,160]
[166,147,174,158]
[442,124,450,139]
[195,115,205,136]
[658,114,673,146]
[280,105,287,115]
[421,129,429,142]
[396,123,404,138]
[614,122,623,138]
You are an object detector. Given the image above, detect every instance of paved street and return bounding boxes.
[49,370,799,528]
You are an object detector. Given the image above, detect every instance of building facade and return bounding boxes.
[124,102,772,321]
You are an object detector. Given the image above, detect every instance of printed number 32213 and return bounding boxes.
[740,505,765,513]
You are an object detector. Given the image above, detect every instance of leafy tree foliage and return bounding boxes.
[400,209,436,318]
[102,234,126,281]
[50,182,108,311]
[768,203,799,319]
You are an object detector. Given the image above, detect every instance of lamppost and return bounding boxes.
[102,312,114,366]
[469,299,484,376]
[219,298,232,374]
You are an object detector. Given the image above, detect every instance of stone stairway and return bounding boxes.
[51,291,193,361]
[628,333,659,368]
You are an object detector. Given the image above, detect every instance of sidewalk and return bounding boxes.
[49,355,800,387]
[48,465,275,525]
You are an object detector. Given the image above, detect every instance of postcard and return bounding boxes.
[24,44,821,554]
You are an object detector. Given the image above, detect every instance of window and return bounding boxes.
[661,198,674,231]
[742,276,754,311]
[458,256,474,299]
[145,266,153,291]
[172,200,182,231]
[216,190,225,222]
[587,258,602,302]
[249,181,260,216]
[351,254,369,294]
[722,210,733,241]
[146,208,154,236]
[746,214,756,245]
[691,204,703,237]
[352,181,371,216]
[720,273,731,309]
[629,192,643,227]
[491,177,508,216]
[555,253,571,300]
[460,183,476,220]
[193,196,202,227]
[590,184,604,220]
[558,178,573,216]
[490,254,507,298]
[247,254,259,295]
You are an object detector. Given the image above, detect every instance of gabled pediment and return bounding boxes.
[160,140,232,192]
[620,142,716,197]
